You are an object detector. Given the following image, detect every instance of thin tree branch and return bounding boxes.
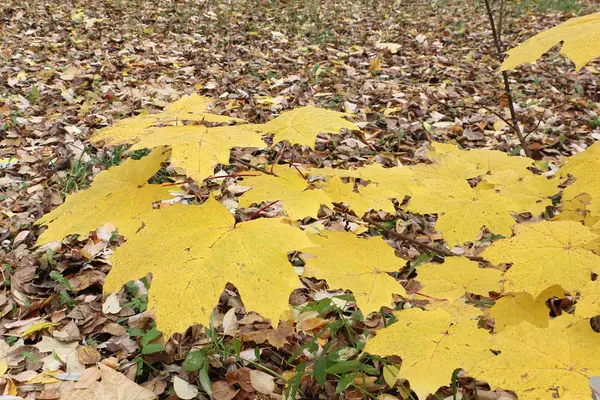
[483,0,532,157]
[363,217,484,262]
[523,109,547,139]
[427,94,516,134]
[230,156,278,177]
[497,0,505,47]
[246,200,280,221]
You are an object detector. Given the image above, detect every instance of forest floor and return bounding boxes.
[1,0,599,399]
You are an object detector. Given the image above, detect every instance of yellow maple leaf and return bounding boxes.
[127,124,264,182]
[558,142,600,178]
[489,173,558,213]
[575,280,600,319]
[364,307,492,400]
[301,231,406,315]
[501,12,600,71]
[91,93,244,145]
[483,220,600,298]
[104,196,313,337]
[36,147,173,245]
[488,285,564,332]
[321,177,397,216]
[425,143,533,179]
[239,166,330,220]
[261,106,358,147]
[312,144,555,245]
[414,257,502,303]
[406,183,545,245]
[558,143,600,221]
[470,315,600,400]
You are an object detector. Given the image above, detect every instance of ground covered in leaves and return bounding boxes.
[1,0,599,399]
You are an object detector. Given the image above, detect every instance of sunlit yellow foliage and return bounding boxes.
[488,285,564,332]
[320,177,397,216]
[483,220,600,298]
[414,257,502,303]
[239,167,330,220]
[103,196,313,337]
[261,106,358,147]
[558,143,600,223]
[364,306,491,400]
[301,231,406,315]
[471,315,600,400]
[91,94,244,145]
[36,147,173,245]
[406,180,554,245]
[127,124,264,182]
[501,12,600,71]
[575,280,600,319]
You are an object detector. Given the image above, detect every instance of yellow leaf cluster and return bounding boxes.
[414,257,502,303]
[91,93,244,145]
[501,12,600,71]
[309,143,557,245]
[36,96,600,400]
[92,99,358,182]
[558,142,600,226]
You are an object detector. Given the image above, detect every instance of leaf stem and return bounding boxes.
[247,200,281,221]
[230,156,278,177]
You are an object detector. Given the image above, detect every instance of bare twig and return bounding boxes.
[230,156,278,177]
[482,0,532,157]
[523,110,547,139]
[363,217,484,262]
[427,94,515,133]
[497,0,505,45]
[247,200,280,221]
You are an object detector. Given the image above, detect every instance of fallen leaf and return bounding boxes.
[173,376,198,400]
[249,370,275,395]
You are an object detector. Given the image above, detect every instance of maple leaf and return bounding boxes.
[406,181,551,245]
[554,193,600,227]
[91,93,245,145]
[36,147,173,245]
[487,285,564,332]
[470,315,600,400]
[422,143,533,180]
[559,143,600,220]
[261,106,359,147]
[239,166,330,220]
[301,231,406,315]
[103,197,313,337]
[363,306,492,400]
[313,145,556,245]
[321,177,397,216]
[414,257,502,303]
[501,12,600,71]
[126,124,265,182]
[575,280,600,319]
[483,220,600,298]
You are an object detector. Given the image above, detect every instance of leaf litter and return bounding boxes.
[2,0,600,399]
